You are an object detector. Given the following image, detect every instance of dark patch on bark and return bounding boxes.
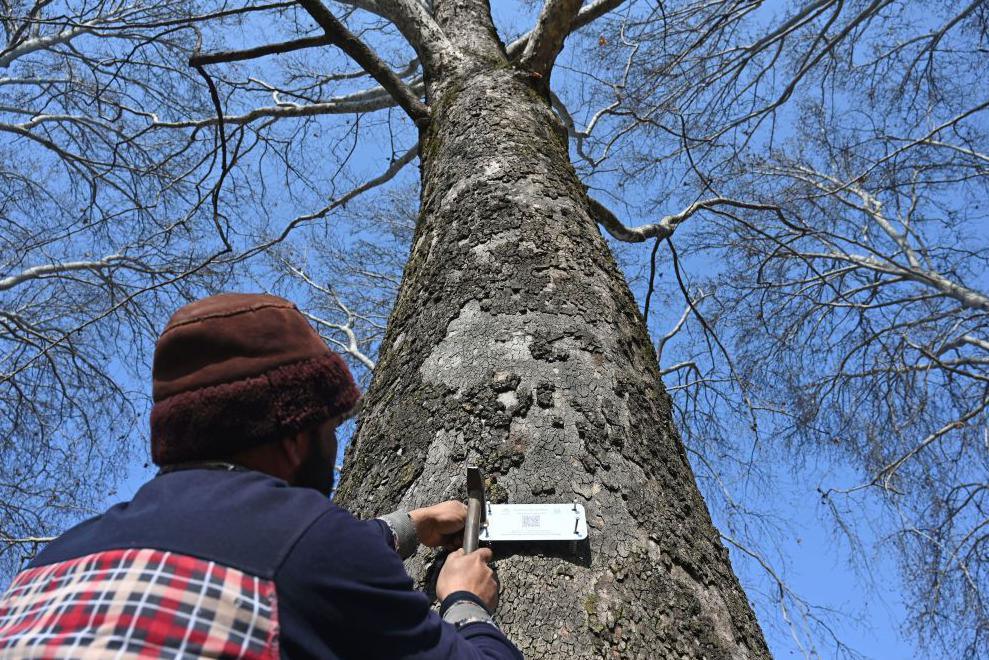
[536,382,556,408]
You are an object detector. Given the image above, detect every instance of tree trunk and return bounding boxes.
[335,6,770,658]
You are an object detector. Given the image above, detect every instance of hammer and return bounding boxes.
[464,466,486,553]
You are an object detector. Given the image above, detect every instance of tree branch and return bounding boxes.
[0,255,149,293]
[189,35,334,67]
[339,0,454,74]
[0,24,92,68]
[0,535,56,545]
[589,195,784,243]
[296,0,429,124]
[507,0,626,59]
[519,0,582,78]
[288,264,378,371]
[147,84,415,128]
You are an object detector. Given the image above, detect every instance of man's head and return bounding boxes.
[150,293,360,491]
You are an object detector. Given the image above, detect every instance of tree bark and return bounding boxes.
[335,4,770,657]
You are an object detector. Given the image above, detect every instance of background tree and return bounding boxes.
[1,1,987,657]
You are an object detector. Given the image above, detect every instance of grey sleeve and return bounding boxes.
[376,509,420,559]
[441,597,497,629]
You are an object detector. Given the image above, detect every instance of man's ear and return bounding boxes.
[279,430,311,472]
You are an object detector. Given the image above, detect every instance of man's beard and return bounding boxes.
[293,434,335,497]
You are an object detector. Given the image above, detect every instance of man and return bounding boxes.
[0,293,522,659]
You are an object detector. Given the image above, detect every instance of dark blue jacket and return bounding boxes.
[0,468,522,659]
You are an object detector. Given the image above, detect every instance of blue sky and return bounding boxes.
[23,1,944,657]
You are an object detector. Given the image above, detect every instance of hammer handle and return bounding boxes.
[463,497,483,553]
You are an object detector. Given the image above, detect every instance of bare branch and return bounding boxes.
[148,85,414,128]
[189,35,334,67]
[0,255,151,293]
[338,0,454,72]
[296,0,430,123]
[507,0,627,59]
[519,0,582,78]
[589,195,784,243]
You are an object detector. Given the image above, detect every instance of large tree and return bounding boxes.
[326,2,770,657]
[0,1,771,656]
[2,1,988,657]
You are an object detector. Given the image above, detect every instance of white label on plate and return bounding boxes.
[482,503,588,541]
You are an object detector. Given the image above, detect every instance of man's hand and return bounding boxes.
[437,548,499,612]
[409,500,467,549]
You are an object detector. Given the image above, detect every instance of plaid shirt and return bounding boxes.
[0,547,278,659]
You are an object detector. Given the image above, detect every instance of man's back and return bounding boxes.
[0,467,519,658]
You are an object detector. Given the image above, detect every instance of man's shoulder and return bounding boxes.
[32,468,338,578]
[276,501,411,594]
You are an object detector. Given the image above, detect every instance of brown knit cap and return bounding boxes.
[150,293,361,465]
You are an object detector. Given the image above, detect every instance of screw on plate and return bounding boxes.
[574,517,580,534]
[572,499,578,512]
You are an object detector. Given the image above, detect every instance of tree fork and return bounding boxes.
[335,6,769,657]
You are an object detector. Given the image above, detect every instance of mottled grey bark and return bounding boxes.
[335,3,770,658]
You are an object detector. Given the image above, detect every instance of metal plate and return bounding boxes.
[481,503,588,542]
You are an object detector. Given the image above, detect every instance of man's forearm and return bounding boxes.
[376,509,521,658]
[377,509,420,558]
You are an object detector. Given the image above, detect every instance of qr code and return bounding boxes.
[522,514,541,528]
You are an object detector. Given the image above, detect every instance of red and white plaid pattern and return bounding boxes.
[0,548,278,659]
